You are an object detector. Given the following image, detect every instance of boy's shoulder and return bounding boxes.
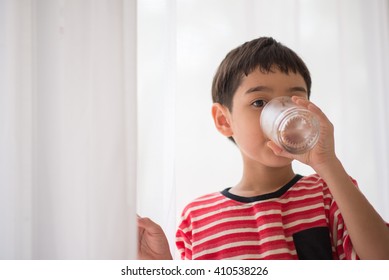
[182,191,226,209]
[180,190,227,219]
[297,173,325,185]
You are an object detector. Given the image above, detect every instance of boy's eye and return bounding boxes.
[251,100,267,108]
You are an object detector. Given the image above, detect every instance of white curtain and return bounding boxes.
[0,0,137,259]
[137,0,389,258]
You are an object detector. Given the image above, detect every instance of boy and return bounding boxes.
[138,37,389,260]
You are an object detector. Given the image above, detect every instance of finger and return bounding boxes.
[291,96,310,107]
[137,216,151,231]
[291,97,331,125]
[138,226,144,240]
[306,102,333,128]
[137,216,163,234]
[137,215,145,236]
[137,216,151,228]
[307,102,324,117]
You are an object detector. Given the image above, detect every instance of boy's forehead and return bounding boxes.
[238,68,307,92]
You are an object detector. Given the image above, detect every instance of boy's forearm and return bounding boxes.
[314,158,389,259]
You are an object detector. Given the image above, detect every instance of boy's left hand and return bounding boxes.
[267,96,338,171]
[137,215,173,260]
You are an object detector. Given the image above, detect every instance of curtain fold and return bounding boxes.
[361,0,389,218]
[137,0,177,257]
[0,0,136,259]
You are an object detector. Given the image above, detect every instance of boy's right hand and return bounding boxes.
[267,96,337,171]
[137,216,173,260]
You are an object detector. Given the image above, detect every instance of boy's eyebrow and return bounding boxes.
[245,86,272,94]
[288,86,307,93]
[245,86,307,94]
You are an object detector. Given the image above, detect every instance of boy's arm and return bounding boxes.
[316,157,389,259]
[268,96,389,259]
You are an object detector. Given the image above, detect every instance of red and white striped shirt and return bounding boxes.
[176,174,359,260]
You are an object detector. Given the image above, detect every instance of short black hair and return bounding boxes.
[212,37,311,111]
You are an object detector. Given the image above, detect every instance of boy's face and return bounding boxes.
[214,67,308,168]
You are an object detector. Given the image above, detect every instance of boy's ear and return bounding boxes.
[211,103,233,137]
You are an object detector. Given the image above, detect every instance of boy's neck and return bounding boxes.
[231,162,296,197]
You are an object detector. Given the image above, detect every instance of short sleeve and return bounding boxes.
[176,215,193,260]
